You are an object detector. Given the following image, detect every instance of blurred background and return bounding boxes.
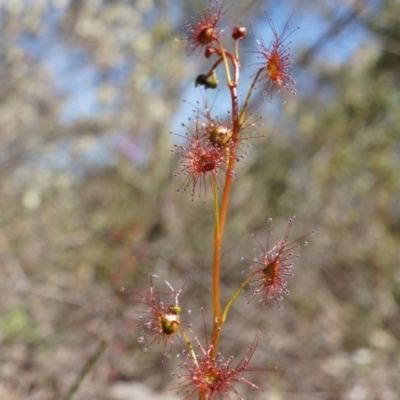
[0,0,399,399]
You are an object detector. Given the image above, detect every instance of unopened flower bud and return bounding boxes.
[205,46,216,58]
[232,26,247,40]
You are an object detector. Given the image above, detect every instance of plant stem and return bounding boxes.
[62,340,108,400]
[210,57,241,358]
[210,174,221,356]
[218,83,239,242]
[239,69,263,125]
[221,271,257,324]
[218,70,259,244]
[216,71,261,328]
[180,326,198,368]
[215,39,232,86]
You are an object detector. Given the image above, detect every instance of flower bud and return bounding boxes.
[232,26,247,40]
[204,46,216,58]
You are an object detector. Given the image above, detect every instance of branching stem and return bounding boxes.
[210,47,243,359]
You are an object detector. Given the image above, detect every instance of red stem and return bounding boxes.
[210,52,240,358]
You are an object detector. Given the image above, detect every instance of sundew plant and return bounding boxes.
[136,2,314,399]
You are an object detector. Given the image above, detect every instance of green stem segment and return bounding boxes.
[62,340,108,400]
[179,325,198,368]
[221,271,257,324]
[211,174,221,339]
[215,38,232,86]
[239,69,263,125]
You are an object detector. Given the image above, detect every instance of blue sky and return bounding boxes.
[20,1,371,123]
[16,0,372,175]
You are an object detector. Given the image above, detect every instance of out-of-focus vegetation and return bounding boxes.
[0,1,399,399]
